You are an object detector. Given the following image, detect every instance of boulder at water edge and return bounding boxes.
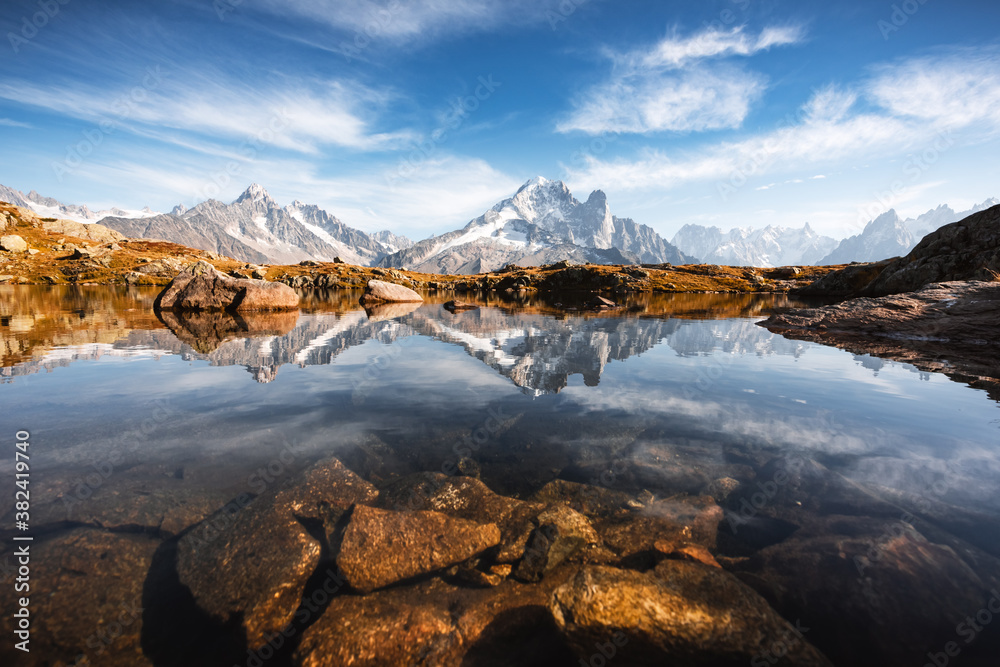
[359,279,423,304]
[155,260,298,312]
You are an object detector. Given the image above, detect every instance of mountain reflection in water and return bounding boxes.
[3,285,1000,667]
[3,286,816,391]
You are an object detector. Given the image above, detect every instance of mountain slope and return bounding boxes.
[0,183,158,222]
[2,182,410,266]
[671,223,837,267]
[818,210,914,265]
[819,199,1000,265]
[379,177,692,274]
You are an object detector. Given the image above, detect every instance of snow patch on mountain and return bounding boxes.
[380,177,691,274]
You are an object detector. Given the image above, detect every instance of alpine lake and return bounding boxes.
[2,284,999,667]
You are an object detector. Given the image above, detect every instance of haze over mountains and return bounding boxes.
[816,200,999,265]
[1,181,995,270]
[671,223,839,268]
[671,199,999,267]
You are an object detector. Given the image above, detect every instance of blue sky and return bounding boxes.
[1,0,998,240]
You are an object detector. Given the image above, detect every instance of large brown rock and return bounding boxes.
[155,260,298,312]
[0,529,157,667]
[863,203,1000,296]
[359,279,423,304]
[177,458,377,647]
[734,523,990,667]
[549,563,833,666]
[0,234,28,252]
[336,504,501,593]
[40,217,125,243]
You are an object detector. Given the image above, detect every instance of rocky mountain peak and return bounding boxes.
[236,183,275,207]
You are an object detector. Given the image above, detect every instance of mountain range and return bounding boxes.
[671,199,999,267]
[378,177,692,273]
[670,223,838,267]
[816,200,998,265]
[2,180,996,269]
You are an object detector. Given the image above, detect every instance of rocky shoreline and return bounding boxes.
[761,280,1000,400]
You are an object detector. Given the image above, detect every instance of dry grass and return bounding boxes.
[0,202,843,294]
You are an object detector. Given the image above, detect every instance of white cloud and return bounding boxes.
[564,50,1000,194]
[629,25,804,70]
[261,0,568,41]
[0,73,414,153]
[868,51,1000,128]
[0,118,32,128]
[558,26,802,135]
[560,66,766,135]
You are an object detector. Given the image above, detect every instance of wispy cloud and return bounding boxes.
[0,71,415,153]
[0,118,32,128]
[558,26,804,135]
[258,0,572,41]
[623,25,805,70]
[564,49,1000,193]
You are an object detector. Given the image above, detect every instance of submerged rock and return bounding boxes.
[176,458,377,647]
[513,504,601,581]
[549,563,833,666]
[335,504,501,593]
[734,522,991,667]
[294,573,578,667]
[0,529,157,667]
[376,474,543,556]
[359,279,423,304]
[155,260,299,312]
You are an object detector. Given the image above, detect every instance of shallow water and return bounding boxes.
[2,285,999,666]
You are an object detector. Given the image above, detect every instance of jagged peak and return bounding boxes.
[236,183,275,205]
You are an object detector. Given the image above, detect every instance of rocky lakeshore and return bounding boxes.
[762,203,1000,399]
[0,201,838,295]
[760,281,1000,399]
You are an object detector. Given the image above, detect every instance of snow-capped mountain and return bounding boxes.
[379,177,693,274]
[818,199,997,264]
[671,223,837,267]
[5,182,413,266]
[819,210,914,265]
[0,183,159,222]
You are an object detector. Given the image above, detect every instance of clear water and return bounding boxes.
[1,285,998,665]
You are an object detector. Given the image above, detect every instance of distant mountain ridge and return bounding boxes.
[379,177,693,274]
[818,199,999,265]
[671,223,837,268]
[0,182,411,266]
[671,198,999,267]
